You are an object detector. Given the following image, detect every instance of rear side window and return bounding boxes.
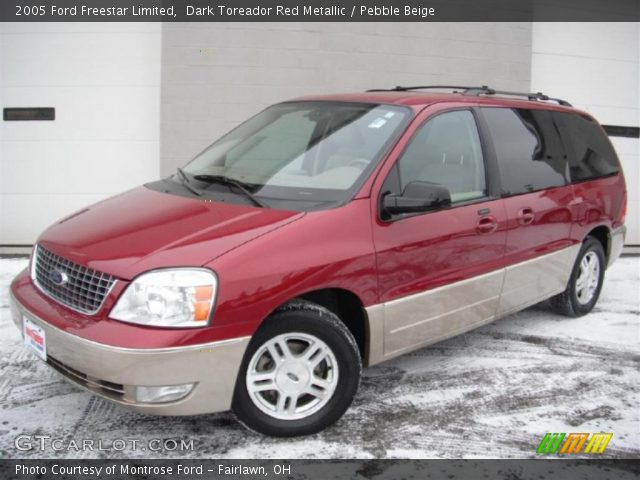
[482,108,569,196]
[553,112,620,182]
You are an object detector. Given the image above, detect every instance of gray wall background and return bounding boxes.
[4,22,637,246]
[160,22,532,176]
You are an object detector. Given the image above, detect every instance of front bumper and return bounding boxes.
[10,292,249,415]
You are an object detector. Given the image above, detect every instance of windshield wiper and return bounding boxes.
[175,168,201,197]
[193,174,267,208]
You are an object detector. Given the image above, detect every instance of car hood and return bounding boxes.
[37,186,304,280]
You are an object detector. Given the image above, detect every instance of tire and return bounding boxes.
[550,237,606,317]
[232,300,361,437]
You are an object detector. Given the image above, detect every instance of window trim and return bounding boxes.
[602,125,640,139]
[3,107,55,121]
[377,106,495,223]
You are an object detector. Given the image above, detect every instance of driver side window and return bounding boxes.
[397,110,487,205]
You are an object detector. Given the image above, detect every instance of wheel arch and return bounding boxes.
[261,288,370,365]
[586,225,611,264]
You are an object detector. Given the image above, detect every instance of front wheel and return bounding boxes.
[232,301,361,437]
[551,237,606,317]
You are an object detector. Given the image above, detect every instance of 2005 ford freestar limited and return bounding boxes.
[11,86,626,436]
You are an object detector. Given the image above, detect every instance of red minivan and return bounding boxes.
[10,86,626,436]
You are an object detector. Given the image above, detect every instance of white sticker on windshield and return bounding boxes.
[368,118,387,129]
[383,111,396,119]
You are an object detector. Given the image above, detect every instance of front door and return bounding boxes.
[371,108,508,360]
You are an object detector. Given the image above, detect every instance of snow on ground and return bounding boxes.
[0,257,638,459]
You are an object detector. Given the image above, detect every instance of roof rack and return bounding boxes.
[366,85,572,107]
[467,87,573,107]
[367,85,486,93]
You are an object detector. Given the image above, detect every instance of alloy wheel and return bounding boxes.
[245,332,339,420]
[575,251,600,305]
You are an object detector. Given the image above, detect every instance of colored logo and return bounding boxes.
[25,326,44,353]
[537,432,613,455]
[49,269,68,286]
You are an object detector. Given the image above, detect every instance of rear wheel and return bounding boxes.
[232,301,361,437]
[550,237,606,317]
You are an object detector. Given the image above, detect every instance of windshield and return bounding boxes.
[177,101,410,210]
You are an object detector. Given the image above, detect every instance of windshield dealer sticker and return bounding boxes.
[368,118,387,129]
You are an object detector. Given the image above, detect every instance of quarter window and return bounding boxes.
[481,108,568,196]
[396,110,487,204]
[553,112,620,181]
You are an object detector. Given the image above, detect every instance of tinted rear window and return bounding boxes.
[553,112,620,182]
[481,108,569,196]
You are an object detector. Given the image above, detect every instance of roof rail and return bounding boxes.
[465,87,573,107]
[366,85,572,107]
[366,85,488,93]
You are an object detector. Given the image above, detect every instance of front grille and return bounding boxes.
[33,245,116,315]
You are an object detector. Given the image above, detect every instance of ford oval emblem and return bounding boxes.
[49,270,68,286]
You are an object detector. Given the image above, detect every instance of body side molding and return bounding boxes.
[366,244,581,366]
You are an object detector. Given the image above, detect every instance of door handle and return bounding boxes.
[476,216,498,235]
[518,207,535,226]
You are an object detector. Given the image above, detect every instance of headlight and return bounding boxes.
[110,269,217,328]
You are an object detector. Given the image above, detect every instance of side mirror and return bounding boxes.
[383,181,451,216]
